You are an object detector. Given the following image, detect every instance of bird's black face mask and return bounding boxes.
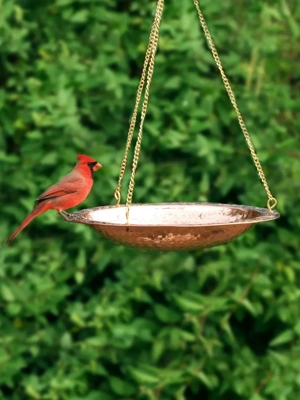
[87,161,100,177]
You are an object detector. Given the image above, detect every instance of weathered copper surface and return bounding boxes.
[61,203,280,251]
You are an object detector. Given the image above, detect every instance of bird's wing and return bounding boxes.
[36,176,83,201]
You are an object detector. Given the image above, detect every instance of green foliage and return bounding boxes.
[1,0,300,399]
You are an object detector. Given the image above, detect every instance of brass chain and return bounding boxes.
[114,0,164,223]
[193,0,277,211]
[115,0,277,218]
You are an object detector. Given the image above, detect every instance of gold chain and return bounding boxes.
[114,0,164,222]
[193,0,277,211]
[114,0,277,217]
[114,13,160,206]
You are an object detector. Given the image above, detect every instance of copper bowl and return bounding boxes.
[61,203,280,251]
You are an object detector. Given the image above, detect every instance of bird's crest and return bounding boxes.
[77,154,97,163]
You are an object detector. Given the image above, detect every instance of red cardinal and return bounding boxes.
[6,154,102,243]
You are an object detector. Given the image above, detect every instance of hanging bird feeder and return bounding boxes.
[62,0,279,250]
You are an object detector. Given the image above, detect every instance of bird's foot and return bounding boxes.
[59,210,72,221]
[59,210,70,217]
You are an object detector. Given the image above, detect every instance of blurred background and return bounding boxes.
[1,0,300,399]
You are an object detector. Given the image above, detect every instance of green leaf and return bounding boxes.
[152,339,165,362]
[268,350,289,366]
[173,292,204,312]
[0,284,15,302]
[109,376,136,395]
[195,371,214,389]
[154,304,181,323]
[269,329,294,347]
[70,10,89,23]
[129,365,161,385]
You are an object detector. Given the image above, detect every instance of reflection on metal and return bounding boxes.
[61,203,280,251]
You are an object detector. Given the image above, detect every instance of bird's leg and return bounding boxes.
[59,210,70,217]
[59,210,73,222]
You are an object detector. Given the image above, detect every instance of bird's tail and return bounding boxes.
[6,201,51,244]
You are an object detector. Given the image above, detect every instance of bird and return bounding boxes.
[6,154,102,243]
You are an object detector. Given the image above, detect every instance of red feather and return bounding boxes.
[6,154,102,243]
[76,154,98,163]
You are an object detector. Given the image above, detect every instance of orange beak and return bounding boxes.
[93,162,102,172]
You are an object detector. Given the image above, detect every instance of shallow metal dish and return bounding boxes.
[62,203,280,251]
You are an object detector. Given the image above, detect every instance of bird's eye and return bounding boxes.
[87,162,97,168]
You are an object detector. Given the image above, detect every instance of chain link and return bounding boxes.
[114,0,164,212]
[115,0,277,219]
[125,3,164,221]
[193,0,277,212]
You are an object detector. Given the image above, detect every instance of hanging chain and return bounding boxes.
[125,2,164,222]
[114,0,277,217]
[114,0,164,215]
[193,0,277,212]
